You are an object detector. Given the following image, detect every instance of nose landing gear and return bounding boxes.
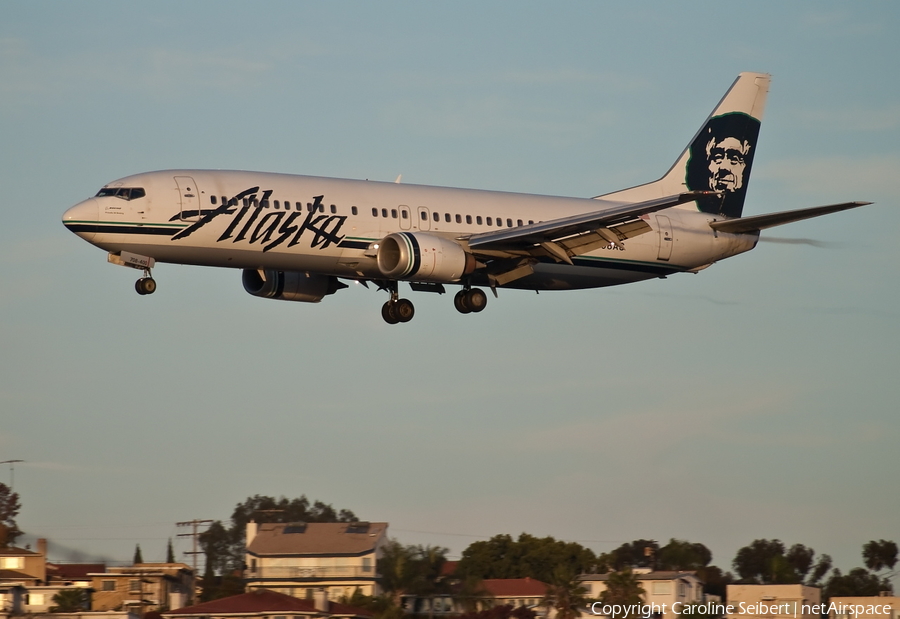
[135,268,156,295]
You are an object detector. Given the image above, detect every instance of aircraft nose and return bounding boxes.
[62,198,99,241]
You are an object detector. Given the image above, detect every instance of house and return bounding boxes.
[0,540,48,585]
[725,584,821,619]
[244,521,388,601]
[47,563,107,587]
[0,584,25,617]
[827,595,899,619]
[162,587,373,619]
[400,577,549,616]
[579,569,704,619]
[89,563,195,612]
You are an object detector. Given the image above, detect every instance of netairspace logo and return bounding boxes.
[589,602,896,618]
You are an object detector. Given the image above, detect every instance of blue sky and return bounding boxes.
[1,1,898,582]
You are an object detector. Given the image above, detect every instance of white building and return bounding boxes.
[245,521,388,600]
[579,569,704,619]
[726,584,821,619]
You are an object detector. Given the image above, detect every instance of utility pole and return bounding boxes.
[176,519,213,574]
[0,460,23,490]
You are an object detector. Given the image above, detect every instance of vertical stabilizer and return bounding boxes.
[597,72,770,218]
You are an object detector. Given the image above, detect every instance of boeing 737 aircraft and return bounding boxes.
[63,72,869,324]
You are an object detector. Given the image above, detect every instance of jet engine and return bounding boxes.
[241,269,347,303]
[376,232,476,283]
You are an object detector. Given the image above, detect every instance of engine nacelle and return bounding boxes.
[241,269,346,303]
[376,232,476,283]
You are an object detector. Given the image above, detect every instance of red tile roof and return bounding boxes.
[47,563,107,580]
[166,588,372,617]
[483,578,548,597]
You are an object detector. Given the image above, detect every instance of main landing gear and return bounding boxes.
[381,282,415,324]
[454,288,487,314]
[135,268,157,295]
[379,283,489,324]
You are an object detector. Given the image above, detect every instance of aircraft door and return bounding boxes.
[399,205,412,230]
[174,176,201,221]
[417,206,431,231]
[656,214,673,261]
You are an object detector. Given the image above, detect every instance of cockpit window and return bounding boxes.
[96,187,145,200]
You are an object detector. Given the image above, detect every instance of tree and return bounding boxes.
[457,533,600,583]
[377,540,449,605]
[657,539,712,571]
[0,483,22,547]
[610,540,659,571]
[862,540,898,574]
[50,588,88,612]
[542,567,590,619]
[133,544,143,565]
[166,538,175,563]
[732,540,828,585]
[598,568,645,608]
[823,568,892,599]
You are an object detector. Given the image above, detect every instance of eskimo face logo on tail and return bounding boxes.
[686,112,761,218]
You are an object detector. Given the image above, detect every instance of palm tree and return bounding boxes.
[598,568,645,608]
[542,568,590,619]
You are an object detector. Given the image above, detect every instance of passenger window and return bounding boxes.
[222,196,228,206]
[211,195,217,205]
[274,200,280,209]
[401,210,408,219]
[444,213,451,223]
[319,204,325,212]
[352,206,358,215]
[507,218,513,227]
[391,209,397,219]
[261,200,270,208]
[466,215,472,224]
[284,201,290,210]
[243,198,249,207]
[476,216,482,225]
[433,212,439,222]
[486,217,492,225]
[420,211,427,221]
[455,214,461,224]
[528,220,534,224]
[517,219,523,226]
[497,217,503,227]
[330,205,337,214]
[382,208,388,218]
[372,207,378,217]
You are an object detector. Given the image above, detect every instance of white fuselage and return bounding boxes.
[63,169,759,291]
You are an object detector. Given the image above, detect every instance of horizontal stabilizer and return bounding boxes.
[709,201,872,234]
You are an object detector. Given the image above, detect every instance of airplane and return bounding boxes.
[62,72,870,324]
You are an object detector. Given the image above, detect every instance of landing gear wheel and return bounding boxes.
[381,301,400,324]
[135,277,157,295]
[454,290,472,314]
[395,298,415,323]
[465,288,487,312]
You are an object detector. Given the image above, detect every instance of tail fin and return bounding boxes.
[597,72,770,218]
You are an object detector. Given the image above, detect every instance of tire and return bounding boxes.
[382,301,400,324]
[454,290,471,314]
[142,278,157,295]
[395,298,415,322]
[466,288,487,312]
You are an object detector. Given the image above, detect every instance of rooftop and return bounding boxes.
[483,578,549,597]
[165,588,372,617]
[247,522,387,557]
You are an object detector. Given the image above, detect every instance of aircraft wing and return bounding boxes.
[465,191,715,263]
[709,201,872,234]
